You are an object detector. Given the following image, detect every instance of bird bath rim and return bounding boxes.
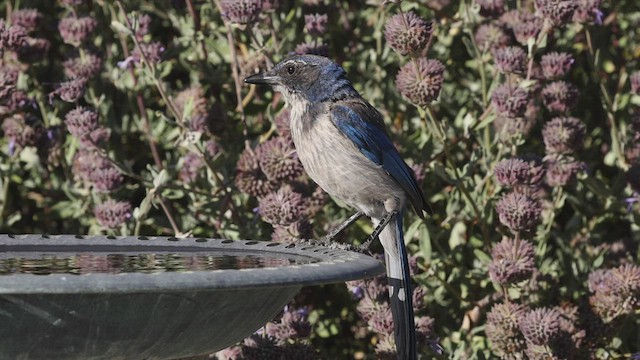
[0,234,385,294]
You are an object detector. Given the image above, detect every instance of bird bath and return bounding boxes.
[0,234,384,360]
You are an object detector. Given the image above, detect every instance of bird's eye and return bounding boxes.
[286,65,295,74]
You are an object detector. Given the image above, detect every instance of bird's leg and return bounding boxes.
[293,211,363,249]
[321,210,364,243]
[356,210,397,252]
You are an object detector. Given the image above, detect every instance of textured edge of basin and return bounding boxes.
[0,234,385,294]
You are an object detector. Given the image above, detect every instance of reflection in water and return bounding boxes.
[0,252,316,275]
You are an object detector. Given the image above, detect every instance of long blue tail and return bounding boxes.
[380,212,417,360]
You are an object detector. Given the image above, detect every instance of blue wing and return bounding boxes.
[331,102,429,217]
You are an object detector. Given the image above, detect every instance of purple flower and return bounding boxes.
[518,307,562,345]
[535,0,578,25]
[475,22,511,52]
[544,154,585,187]
[396,58,445,107]
[494,156,545,188]
[384,11,433,56]
[0,20,27,50]
[492,46,527,74]
[220,0,263,24]
[542,116,586,155]
[10,9,43,33]
[304,13,328,37]
[235,147,275,197]
[58,16,97,46]
[541,81,579,113]
[294,41,329,57]
[94,199,132,228]
[491,83,530,118]
[179,152,205,184]
[489,237,536,285]
[52,78,87,103]
[258,185,306,226]
[257,137,304,182]
[540,51,574,79]
[64,106,99,138]
[485,302,528,358]
[495,192,542,232]
[477,0,506,17]
[63,53,102,79]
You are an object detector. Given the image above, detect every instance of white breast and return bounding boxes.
[287,101,405,218]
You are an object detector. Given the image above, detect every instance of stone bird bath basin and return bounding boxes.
[0,234,384,360]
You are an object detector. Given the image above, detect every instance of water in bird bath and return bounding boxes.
[0,248,318,275]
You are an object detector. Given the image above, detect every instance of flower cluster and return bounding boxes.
[385,9,444,107]
[215,306,316,360]
[346,255,441,358]
[588,264,640,323]
[296,9,329,57]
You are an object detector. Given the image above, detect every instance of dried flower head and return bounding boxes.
[475,23,511,52]
[0,90,30,116]
[631,71,640,95]
[179,152,204,184]
[489,237,536,285]
[79,126,111,149]
[63,53,102,79]
[573,0,603,24]
[257,137,304,182]
[535,0,578,25]
[384,11,433,56]
[491,83,530,118]
[259,185,306,226]
[10,9,42,33]
[58,16,97,46]
[174,86,210,130]
[130,13,152,39]
[64,106,99,138]
[492,46,527,74]
[485,302,528,357]
[494,156,545,188]
[132,41,165,64]
[215,346,243,360]
[512,14,543,46]
[542,116,586,155]
[477,0,506,17]
[266,307,312,341]
[235,147,275,197]
[94,199,132,228]
[370,304,395,336]
[396,58,445,106]
[540,52,574,79]
[1,113,43,151]
[53,78,87,103]
[90,165,124,193]
[294,41,329,57]
[519,307,562,345]
[274,109,291,139]
[589,264,640,319]
[0,65,19,100]
[271,219,312,243]
[220,0,263,24]
[0,20,27,50]
[495,192,542,232]
[544,155,585,187]
[304,13,328,36]
[541,81,579,113]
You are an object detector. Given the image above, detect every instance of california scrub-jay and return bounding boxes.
[245,54,429,360]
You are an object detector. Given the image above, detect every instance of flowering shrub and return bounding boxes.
[1,0,639,358]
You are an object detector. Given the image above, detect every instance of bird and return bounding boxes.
[245,54,430,360]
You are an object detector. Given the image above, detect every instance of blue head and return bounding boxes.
[245,55,358,104]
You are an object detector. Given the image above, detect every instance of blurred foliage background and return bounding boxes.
[1,0,639,358]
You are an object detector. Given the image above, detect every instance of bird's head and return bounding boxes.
[244,55,355,104]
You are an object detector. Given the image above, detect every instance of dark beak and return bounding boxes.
[244,72,280,85]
